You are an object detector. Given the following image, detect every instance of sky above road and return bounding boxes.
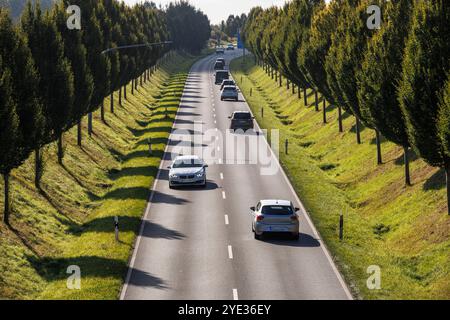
[122,0,288,24]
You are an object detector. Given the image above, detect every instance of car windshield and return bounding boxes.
[233,113,251,119]
[224,81,234,85]
[224,87,236,91]
[172,159,204,168]
[261,205,293,215]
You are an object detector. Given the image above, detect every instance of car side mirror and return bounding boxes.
[228,116,231,119]
[250,206,256,211]
[294,207,300,212]
[203,164,209,168]
[167,166,171,169]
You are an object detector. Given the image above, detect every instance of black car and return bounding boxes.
[229,111,255,131]
[214,61,224,70]
[215,70,229,85]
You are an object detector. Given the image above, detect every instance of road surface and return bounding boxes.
[120,51,352,300]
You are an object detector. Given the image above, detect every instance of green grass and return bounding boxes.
[231,57,450,300]
[0,51,201,300]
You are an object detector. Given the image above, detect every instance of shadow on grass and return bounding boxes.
[26,254,128,281]
[423,168,445,191]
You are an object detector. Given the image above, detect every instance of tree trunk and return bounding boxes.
[404,146,411,186]
[292,84,295,95]
[88,112,93,135]
[100,100,105,123]
[140,75,143,87]
[131,79,134,95]
[298,87,301,99]
[119,86,122,106]
[279,74,282,87]
[338,105,343,132]
[271,68,274,79]
[35,148,41,189]
[314,90,319,111]
[355,117,361,144]
[110,91,114,114]
[124,84,127,100]
[445,160,450,215]
[303,88,307,106]
[375,129,382,165]
[77,120,82,147]
[287,79,290,90]
[3,172,10,225]
[275,70,278,82]
[323,99,327,124]
[135,77,138,90]
[57,132,63,165]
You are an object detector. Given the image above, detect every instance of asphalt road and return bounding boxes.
[120,51,352,300]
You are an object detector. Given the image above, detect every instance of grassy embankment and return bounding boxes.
[0,51,200,299]
[231,56,449,299]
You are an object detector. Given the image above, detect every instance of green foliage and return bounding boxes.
[0,56,19,175]
[357,0,412,147]
[21,2,75,142]
[438,76,450,158]
[398,0,450,167]
[166,0,211,54]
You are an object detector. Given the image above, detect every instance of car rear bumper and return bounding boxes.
[254,222,299,235]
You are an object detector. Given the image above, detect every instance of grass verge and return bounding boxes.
[0,51,201,299]
[231,56,449,300]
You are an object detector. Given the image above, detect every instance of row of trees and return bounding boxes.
[242,0,450,213]
[0,0,210,223]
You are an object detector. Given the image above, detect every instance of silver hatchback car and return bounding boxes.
[168,155,208,188]
[221,85,239,101]
[251,200,300,240]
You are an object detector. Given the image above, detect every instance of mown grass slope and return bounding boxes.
[0,52,200,299]
[231,56,449,300]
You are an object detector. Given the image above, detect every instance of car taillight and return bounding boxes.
[256,215,264,221]
[290,215,298,221]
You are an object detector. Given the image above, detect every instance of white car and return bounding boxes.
[168,155,208,188]
[250,199,300,240]
[221,85,239,101]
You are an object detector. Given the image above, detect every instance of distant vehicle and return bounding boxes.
[214,60,224,70]
[221,79,235,90]
[168,155,208,188]
[216,47,225,54]
[215,70,229,85]
[228,111,254,131]
[226,43,234,50]
[250,200,300,240]
[221,85,239,101]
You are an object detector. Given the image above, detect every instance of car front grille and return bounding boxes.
[180,175,195,179]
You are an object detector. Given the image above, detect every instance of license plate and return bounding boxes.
[266,226,287,232]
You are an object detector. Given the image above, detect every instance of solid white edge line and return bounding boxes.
[220,172,224,180]
[119,55,212,300]
[229,57,354,301]
[233,289,239,300]
[228,245,233,259]
[222,191,226,199]
[224,214,229,225]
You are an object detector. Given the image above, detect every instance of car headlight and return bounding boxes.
[170,174,178,178]
[195,171,204,178]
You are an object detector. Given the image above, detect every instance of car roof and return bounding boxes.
[174,155,201,161]
[233,110,250,114]
[216,70,228,74]
[259,199,292,206]
[222,79,234,82]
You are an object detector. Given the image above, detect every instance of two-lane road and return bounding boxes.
[120,52,352,300]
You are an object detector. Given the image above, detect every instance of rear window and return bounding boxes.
[261,205,293,215]
[233,113,251,119]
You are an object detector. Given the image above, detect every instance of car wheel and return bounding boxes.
[235,97,238,101]
[201,180,207,188]
[254,232,262,240]
[292,233,299,241]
